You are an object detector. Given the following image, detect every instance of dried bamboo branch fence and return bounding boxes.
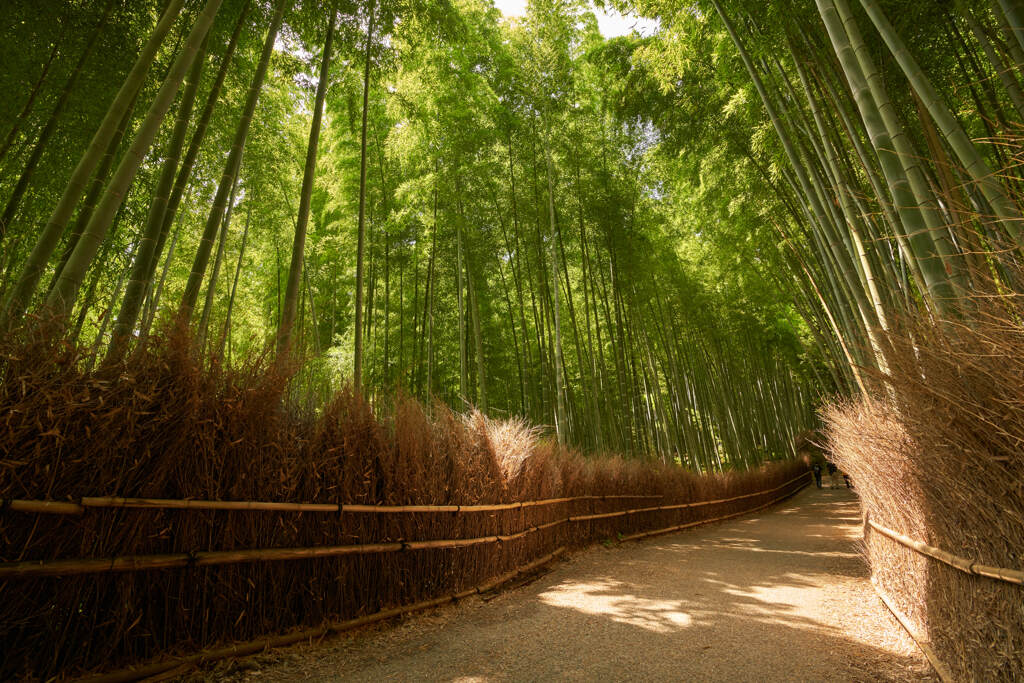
[63,477,810,683]
[824,291,1024,680]
[0,338,814,680]
[0,472,810,579]
[871,577,955,683]
[79,475,816,683]
[76,547,569,683]
[1,464,809,679]
[867,518,1024,586]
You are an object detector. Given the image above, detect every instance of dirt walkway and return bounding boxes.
[216,487,934,682]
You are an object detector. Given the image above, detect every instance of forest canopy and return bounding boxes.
[6,0,1011,472]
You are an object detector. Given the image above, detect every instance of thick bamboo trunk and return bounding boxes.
[815,0,956,309]
[543,122,567,444]
[468,267,487,412]
[353,0,376,391]
[141,1,249,322]
[108,31,210,360]
[179,0,287,321]
[279,13,334,354]
[860,0,1024,247]
[3,0,185,325]
[49,93,139,296]
[48,0,225,318]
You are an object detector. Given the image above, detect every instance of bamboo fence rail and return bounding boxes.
[870,577,954,683]
[620,475,810,542]
[867,519,1024,586]
[2,473,807,519]
[75,547,567,683]
[0,472,811,579]
[567,471,811,522]
[0,531,556,579]
[2,493,662,516]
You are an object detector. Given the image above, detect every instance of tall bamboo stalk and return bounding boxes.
[280,12,335,354]
[2,0,186,326]
[179,0,287,321]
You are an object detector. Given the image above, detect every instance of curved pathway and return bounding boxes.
[217,487,934,682]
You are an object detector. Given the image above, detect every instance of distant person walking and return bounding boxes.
[827,462,839,489]
[812,462,822,488]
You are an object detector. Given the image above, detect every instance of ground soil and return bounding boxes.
[205,486,935,682]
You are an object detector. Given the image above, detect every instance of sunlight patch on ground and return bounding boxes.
[538,579,693,633]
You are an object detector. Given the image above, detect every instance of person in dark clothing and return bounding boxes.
[843,473,852,488]
[812,462,822,488]
[826,462,839,488]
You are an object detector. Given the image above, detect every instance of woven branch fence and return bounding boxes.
[0,468,809,679]
[0,472,808,579]
[867,519,1024,587]
[0,337,813,679]
[864,518,1024,683]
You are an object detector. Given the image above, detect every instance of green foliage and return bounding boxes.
[0,0,826,470]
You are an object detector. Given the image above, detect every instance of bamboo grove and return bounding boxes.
[627,0,1024,396]
[5,0,1020,466]
[0,0,825,472]
[6,1,1024,678]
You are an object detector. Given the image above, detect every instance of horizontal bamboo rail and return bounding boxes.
[867,519,1024,586]
[76,547,567,683]
[2,493,662,516]
[0,528,562,579]
[69,479,809,681]
[619,477,810,542]
[567,471,811,522]
[0,472,811,579]
[870,577,953,683]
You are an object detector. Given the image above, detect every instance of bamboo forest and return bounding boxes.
[1,0,1022,680]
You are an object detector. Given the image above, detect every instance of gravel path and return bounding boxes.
[214,486,934,682]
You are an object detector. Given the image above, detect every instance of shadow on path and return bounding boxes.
[221,487,934,682]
